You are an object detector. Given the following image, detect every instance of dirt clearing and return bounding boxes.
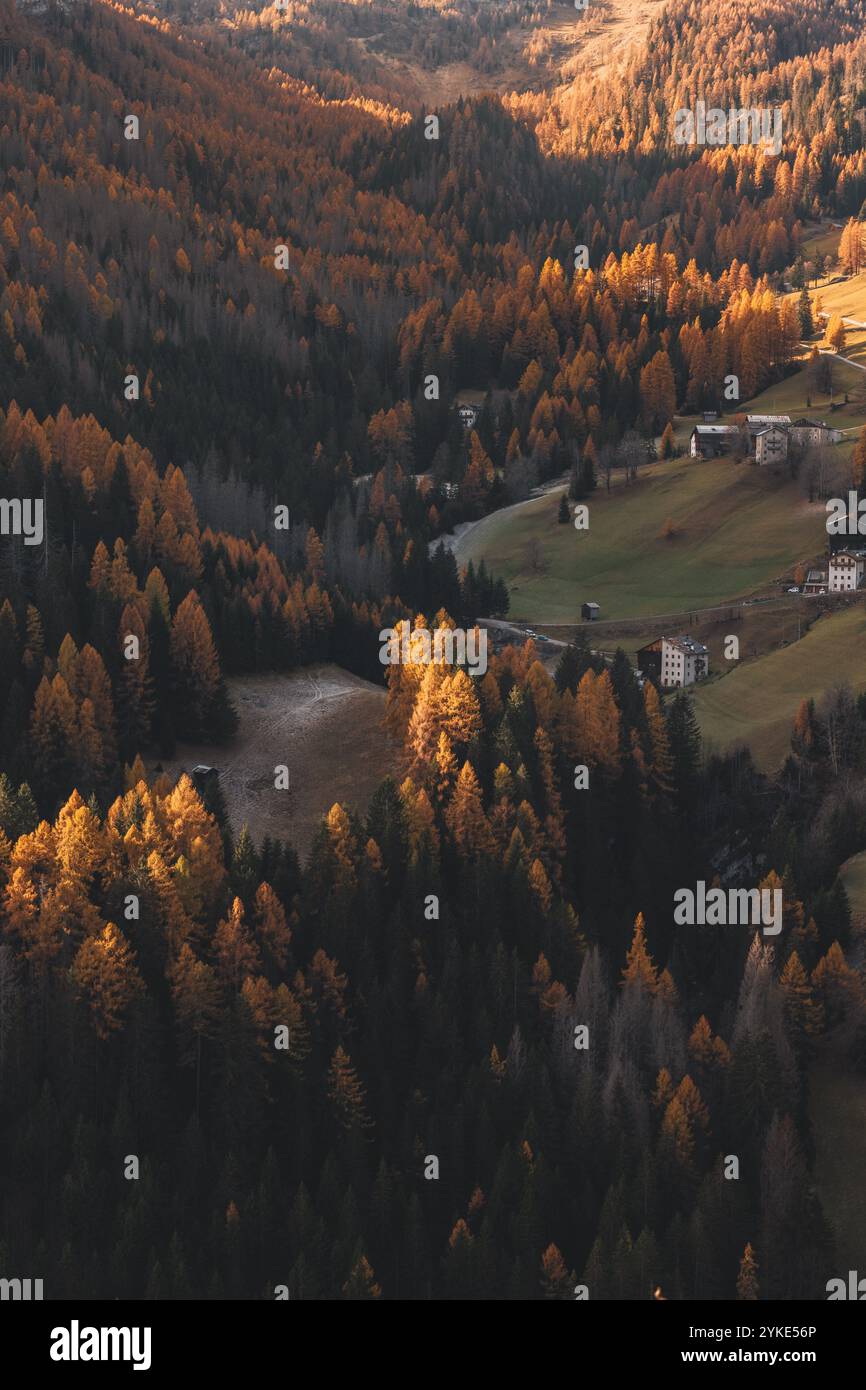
[152,664,399,861]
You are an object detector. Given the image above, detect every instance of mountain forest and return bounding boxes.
[0,0,865,1301]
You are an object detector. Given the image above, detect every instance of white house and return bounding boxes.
[458,404,479,430]
[828,550,866,592]
[661,635,709,687]
[637,634,709,688]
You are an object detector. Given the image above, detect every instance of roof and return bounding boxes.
[638,635,708,657]
[830,549,866,561]
[665,634,709,656]
[746,414,791,425]
[791,418,831,429]
[693,424,738,435]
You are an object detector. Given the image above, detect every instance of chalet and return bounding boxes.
[582,601,600,621]
[689,424,738,458]
[828,549,866,592]
[636,635,709,689]
[458,404,479,431]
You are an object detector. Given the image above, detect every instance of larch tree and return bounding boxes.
[169,590,229,740]
[736,1243,759,1300]
[70,922,143,1039]
[445,761,495,857]
[327,1045,372,1133]
[342,1254,381,1299]
[168,943,222,1109]
[252,882,291,971]
[213,897,262,990]
[622,913,658,993]
[540,1243,575,1299]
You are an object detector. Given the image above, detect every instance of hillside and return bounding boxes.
[690,604,866,769]
[154,0,665,106]
[2,0,866,1319]
[456,458,824,622]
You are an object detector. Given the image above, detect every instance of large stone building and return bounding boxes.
[752,422,788,465]
[637,634,709,689]
[789,418,843,448]
[690,414,843,467]
[828,549,866,592]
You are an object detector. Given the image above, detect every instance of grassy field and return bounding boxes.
[746,354,866,422]
[800,221,844,264]
[690,604,866,770]
[676,352,866,471]
[458,457,824,622]
[542,594,816,665]
[786,247,866,370]
[809,268,866,324]
[809,1061,866,1274]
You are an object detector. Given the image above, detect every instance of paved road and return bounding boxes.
[481,617,568,649]
[817,310,866,331]
[429,475,569,563]
[480,593,807,638]
[816,347,866,372]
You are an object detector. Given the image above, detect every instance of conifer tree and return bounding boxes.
[540,1243,575,1299]
[445,761,495,856]
[328,1046,372,1133]
[71,922,144,1039]
[622,912,657,992]
[342,1254,381,1299]
[736,1243,759,1300]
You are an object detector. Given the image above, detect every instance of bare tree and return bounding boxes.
[618,429,645,483]
[598,443,614,493]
